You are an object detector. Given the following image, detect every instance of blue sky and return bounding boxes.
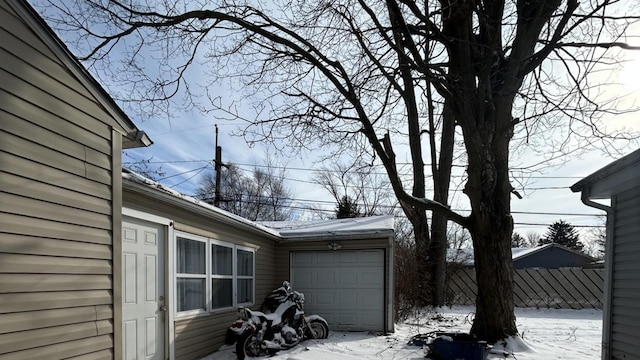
[33,0,640,243]
[122,104,622,237]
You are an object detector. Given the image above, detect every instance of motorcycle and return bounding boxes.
[226,281,329,359]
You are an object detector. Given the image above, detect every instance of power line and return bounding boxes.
[195,193,604,218]
[124,158,586,179]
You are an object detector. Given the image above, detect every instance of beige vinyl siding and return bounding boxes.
[0,0,133,358]
[609,186,640,359]
[123,188,279,360]
[174,312,238,360]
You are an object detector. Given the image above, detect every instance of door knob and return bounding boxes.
[160,305,167,312]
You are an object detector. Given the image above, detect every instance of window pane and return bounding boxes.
[212,278,233,308]
[177,238,205,274]
[237,249,254,276]
[212,245,233,275]
[237,278,253,304]
[177,278,205,312]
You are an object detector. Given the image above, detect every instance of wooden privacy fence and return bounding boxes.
[447,268,605,309]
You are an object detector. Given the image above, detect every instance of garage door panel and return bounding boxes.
[291,268,314,285]
[338,251,358,263]
[358,250,384,263]
[294,252,314,264]
[291,250,385,331]
[358,311,382,327]
[336,313,358,328]
[338,292,358,307]
[317,271,337,286]
[359,290,383,309]
[317,252,337,263]
[313,291,336,306]
[362,270,384,285]
[339,272,358,286]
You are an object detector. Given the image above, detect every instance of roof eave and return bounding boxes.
[12,0,151,148]
[122,177,281,241]
[278,229,395,242]
[571,148,640,196]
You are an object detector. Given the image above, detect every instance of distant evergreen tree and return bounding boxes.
[335,195,361,218]
[538,220,584,252]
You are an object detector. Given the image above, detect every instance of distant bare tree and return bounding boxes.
[313,162,393,217]
[526,231,542,248]
[584,223,606,259]
[196,162,294,221]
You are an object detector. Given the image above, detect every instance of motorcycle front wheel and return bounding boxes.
[236,331,265,360]
[305,319,329,340]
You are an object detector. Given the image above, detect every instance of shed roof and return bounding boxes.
[571,148,640,198]
[261,216,395,241]
[447,243,593,266]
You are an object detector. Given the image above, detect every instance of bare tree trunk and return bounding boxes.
[464,118,517,342]
[426,99,456,306]
[410,211,431,305]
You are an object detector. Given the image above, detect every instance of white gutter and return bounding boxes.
[580,189,612,360]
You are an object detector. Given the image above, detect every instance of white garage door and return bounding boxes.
[291,249,385,331]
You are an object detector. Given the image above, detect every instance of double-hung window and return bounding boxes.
[175,233,255,315]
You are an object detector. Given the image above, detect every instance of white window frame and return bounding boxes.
[175,233,208,317]
[174,231,256,317]
[210,239,235,311]
[235,244,256,307]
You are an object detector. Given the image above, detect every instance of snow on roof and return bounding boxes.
[122,168,394,241]
[260,215,395,240]
[122,168,280,237]
[448,244,557,266]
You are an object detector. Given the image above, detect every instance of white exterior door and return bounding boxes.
[291,249,385,331]
[122,217,165,360]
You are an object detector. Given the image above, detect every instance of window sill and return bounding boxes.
[174,305,253,320]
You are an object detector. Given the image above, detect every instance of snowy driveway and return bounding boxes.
[201,306,602,360]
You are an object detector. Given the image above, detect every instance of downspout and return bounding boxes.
[580,189,612,360]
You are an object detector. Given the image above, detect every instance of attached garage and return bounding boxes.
[267,216,395,334]
[291,249,385,331]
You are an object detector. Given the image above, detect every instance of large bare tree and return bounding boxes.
[39,0,640,341]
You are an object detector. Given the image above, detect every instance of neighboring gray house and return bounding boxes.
[511,243,598,269]
[122,170,395,359]
[0,0,151,358]
[571,148,640,360]
[448,243,597,269]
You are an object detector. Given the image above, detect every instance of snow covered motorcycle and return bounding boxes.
[226,281,329,359]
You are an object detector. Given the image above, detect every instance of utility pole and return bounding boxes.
[214,125,222,207]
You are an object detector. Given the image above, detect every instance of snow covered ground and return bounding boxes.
[201,306,602,360]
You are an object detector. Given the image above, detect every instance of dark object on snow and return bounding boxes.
[408,331,438,347]
[425,332,488,360]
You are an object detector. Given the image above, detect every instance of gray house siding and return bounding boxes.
[609,186,640,359]
[571,148,640,360]
[514,247,595,269]
[0,0,146,358]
